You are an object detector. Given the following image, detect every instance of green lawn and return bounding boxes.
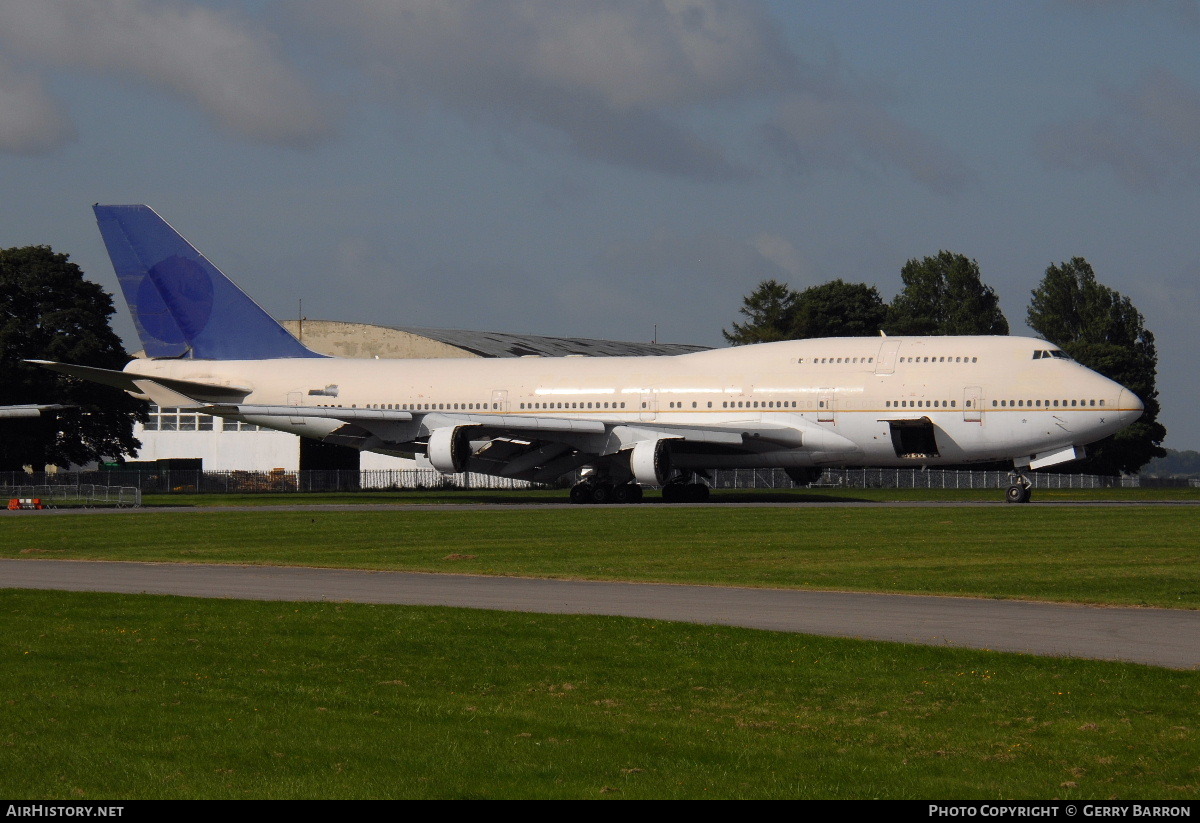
[135,486,1200,507]
[2,589,1196,800]
[4,505,1198,608]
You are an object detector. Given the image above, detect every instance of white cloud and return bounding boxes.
[750,232,809,279]
[289,0,969,191]
[0,56,74,154]
[0,0,332,149]
[289,0,793,179]
[1036,69,1200,190]
[764,92,973,196]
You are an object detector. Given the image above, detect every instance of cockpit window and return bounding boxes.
[1032,349,1070,360]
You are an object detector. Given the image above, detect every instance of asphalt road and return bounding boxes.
[3,558,1197,669]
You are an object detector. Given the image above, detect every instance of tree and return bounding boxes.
[0,246,145,471]
[790,279,887,338]
[885,251,1009,335]
[723,279,797,345]
[1027,257,1165,475]
[725,278,888,345]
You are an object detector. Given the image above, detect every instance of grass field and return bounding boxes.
[3,492,1198,799]
[135,486,1200,507]
[3,589,1197,800]
[3,504,1198,608]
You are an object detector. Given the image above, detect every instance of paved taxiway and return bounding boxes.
[6,498,1200,515]
[3,558,1198,669]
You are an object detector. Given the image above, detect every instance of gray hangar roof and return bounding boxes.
[280,320,709,360]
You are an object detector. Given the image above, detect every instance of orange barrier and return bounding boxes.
[7,498,44,510]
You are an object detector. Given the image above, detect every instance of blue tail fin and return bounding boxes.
[94,205,324,359]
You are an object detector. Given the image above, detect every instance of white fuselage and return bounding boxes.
[123,335,1141,471]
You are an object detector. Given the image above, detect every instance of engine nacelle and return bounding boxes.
[630,438,672,486]
[428,426,475,473]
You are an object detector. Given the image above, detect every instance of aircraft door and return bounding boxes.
[818,391,835,423]
[875,340,901,375]
[963,386,982,423]
[491,390,509,413]
[287,391,305,425]
[639,393,656,422]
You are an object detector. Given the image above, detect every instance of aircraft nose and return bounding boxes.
[1118,389,1144,425]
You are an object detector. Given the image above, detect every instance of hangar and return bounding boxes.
[129,321,707,472]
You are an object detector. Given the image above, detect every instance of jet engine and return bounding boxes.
[428,425,476,474]
[630,438,672,486]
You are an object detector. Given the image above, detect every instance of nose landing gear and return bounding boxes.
[1005,470,1032,503]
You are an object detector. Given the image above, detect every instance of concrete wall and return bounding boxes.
[280,320,476,360]
[133,421,422,471]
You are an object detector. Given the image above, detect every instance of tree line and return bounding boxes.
[724,252,1165,475]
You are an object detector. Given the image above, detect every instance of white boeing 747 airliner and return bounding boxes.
[33,206,1143,503]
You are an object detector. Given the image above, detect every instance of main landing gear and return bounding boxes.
[1005,470,1033,504]
[569,481,644,505]
[567,476,711,504]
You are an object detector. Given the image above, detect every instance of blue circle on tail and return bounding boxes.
[140,256,215,348]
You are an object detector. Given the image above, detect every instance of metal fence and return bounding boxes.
[807,468,1141,489]
[1,484,142,508]
[0,470,544,495]
[705,467,1144,489]
[0,467,1178,495]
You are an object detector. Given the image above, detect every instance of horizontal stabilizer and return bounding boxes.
[0,404,69,418]
[27,360,251,405]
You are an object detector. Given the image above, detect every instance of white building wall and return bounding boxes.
[134,425,302,471]
[132,407,421,471]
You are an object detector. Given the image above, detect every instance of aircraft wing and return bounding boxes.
[198,403,858,483]
[199,403,831,445]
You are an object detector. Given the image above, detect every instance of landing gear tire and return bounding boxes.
[569,483,591,504]
[589,483,613,504]
[661,483,685,503]
[612,483,643,504]
[1005,484,1032,504]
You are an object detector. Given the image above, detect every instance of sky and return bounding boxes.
[1,0,1198,448]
